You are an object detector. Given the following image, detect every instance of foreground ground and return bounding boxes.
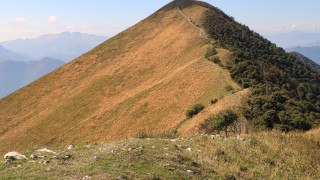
[1,130,320,179]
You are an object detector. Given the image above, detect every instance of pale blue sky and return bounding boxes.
[0,0,320,41]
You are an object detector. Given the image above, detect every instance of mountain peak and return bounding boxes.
[0,0,243,153]
[0,0,319,155]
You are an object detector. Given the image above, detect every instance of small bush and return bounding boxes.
[136,132,151,139]
[212,57,221,64]
[205,46,217,58]
[186,104,205,119]
[225,85,234,92]
[211,99,218,104]
[210,110,238,136]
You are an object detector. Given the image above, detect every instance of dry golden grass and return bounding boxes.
[177,88,250,137]
[197,130,320,179]
[0,1,243,154]
[1,129,320,179]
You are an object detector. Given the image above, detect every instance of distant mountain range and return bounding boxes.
[0,32,108,62]
[290,51,320,71]
[0,57,65,98]
[265,32,320,48]
[0,32,108,98]
[1,0,320,154]
[286,46,320,65]
[0,45,33,62]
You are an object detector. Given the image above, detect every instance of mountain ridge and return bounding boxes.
[0,0,243,154]
[0,45,33,62]
[0,0,319,154]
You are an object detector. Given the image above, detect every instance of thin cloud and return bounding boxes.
[80,25,88,29]
[15,17,28,23]
[48,16,58,23]
[291,24,298,29]
[312,24,317,30]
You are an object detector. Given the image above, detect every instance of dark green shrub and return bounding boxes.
[186,104,205,119]
[262,110,279,129]
[210,110,238,136]
[201,4,320,131]
[211,99,218,104]
[212,57,221,64]
[205,46,217,58]
[225,85,234,92]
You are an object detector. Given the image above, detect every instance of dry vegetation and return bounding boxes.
[1,130,320,179]
[0,1,244,154]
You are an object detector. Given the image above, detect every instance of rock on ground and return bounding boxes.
[36,148,57,154]
[4,152,27,160]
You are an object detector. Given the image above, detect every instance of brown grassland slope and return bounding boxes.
[0,1,246,154]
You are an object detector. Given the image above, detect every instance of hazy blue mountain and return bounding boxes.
[0,58,65,98]
[286,46,320,64]
[303,40,320,47]
[290,51,320,71]
[0,45,33,62]
[1,32,108,62]
[265,32,320,48]
[0,61,26,97]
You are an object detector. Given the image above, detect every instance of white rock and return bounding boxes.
[30,154,39,159]
[128,148,132,151]
[151,146,156,149]
[36,148,57,154]
[187,170,194,175]
[187,148,192,152]
[82,175,91,179]
[170,139,177,142]
[4,152,26,160]
[164,148,169,150]
[111,150,117,153]
[68,145,74,150]
[12,165,22,169]
[237,136,245,141]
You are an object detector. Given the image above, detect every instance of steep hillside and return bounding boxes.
[0,0,243,154]
[2,0,319,155]
[196,1,320,131]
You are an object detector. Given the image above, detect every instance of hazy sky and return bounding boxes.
[1,0,320,41]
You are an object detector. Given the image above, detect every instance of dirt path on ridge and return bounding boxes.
[174,0,208,39]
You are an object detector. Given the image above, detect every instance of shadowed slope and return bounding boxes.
[0,1,240,154]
